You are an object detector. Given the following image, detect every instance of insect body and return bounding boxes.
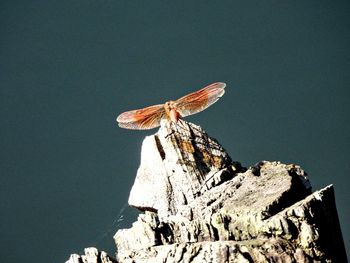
[117,82,226,130]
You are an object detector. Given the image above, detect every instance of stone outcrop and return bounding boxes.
[66,247,117,263]
[128,120,244,218]
[66,121,347,262]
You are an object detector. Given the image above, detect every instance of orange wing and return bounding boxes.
[117,104,165,130]
[175,82,226,117]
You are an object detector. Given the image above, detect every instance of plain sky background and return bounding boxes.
[0,1,349,262]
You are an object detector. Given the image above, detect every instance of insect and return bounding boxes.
[117,82,226,130]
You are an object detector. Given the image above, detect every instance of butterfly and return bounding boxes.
[117,82,226,130]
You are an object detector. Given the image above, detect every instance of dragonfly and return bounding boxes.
[116,82,226,130]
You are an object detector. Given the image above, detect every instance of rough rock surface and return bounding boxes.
[66,120,347,262]
[115,184,345,262]
[128,120,244,217]
[65,247,117,263]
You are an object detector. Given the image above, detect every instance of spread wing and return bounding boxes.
[175,82,226,117]
[117,104,165,130]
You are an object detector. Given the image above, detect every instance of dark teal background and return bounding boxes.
[1,1,349,262]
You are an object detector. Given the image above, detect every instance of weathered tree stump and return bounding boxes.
[66,121,347,263]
